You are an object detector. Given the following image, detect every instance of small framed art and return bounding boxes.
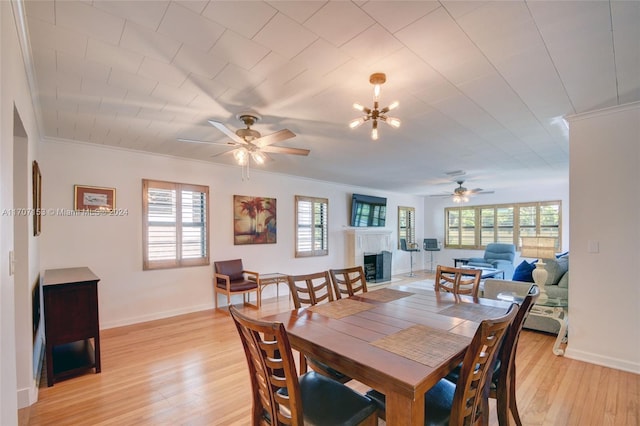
[74,185,115,212]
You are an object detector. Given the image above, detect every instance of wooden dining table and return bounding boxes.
[262,283,513,425]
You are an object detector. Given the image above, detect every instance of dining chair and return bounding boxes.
[329,266,368,299]
[366,303,518,425]
[435,265,482,298]
[287,271,350,384]
[229,306,378,426]
[213,259,260,311]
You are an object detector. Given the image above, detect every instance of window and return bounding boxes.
[143,179,209,270]
[445,201,561,250]
[398,206,416,248]
[295,195,328,257]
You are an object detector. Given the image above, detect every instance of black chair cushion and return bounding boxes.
[299,372,376,426]
[215,279,258,291]
[367,378,457,426]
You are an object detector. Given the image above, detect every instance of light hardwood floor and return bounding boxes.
[20,272,639,425]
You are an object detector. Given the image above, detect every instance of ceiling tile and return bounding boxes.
[108,69,157,96]
[86,39,144,74]
[253,12,318,59]
[341,24,404,67]
[139,56,188,87]
[158,2,225,51]
[212,30,271,70]
[201,1,277,39]
[173,45,227,80]
[267,1,326,24]
[56,51,111,82]
[305,2,374,47]
[24,0,55,24]
[27,18,88,58]
[120,21,182,63]
[151,83,198,106]
[56,1,125,46]
[93,0,170,31]
[362,0,439,33]
[293,39,351,76]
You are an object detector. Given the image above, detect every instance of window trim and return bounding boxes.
[445,200,561,250]
[295,195,328,258]
[142,179,210,270]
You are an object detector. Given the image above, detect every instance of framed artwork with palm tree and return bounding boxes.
[233,195,277,245]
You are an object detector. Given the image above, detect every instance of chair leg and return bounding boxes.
[214,289,219,309]
[509,373,523,426]
[299,352,308,373]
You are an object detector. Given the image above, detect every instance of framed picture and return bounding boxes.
[233,195,277,245]
[32,161,42,236]
[74,185,116,212]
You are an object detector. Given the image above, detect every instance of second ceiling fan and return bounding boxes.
[430,180,494,203]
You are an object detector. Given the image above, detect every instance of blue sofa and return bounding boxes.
[467,243,516,280]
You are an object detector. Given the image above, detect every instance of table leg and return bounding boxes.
[551,315,568,356]
[385,390,424,425]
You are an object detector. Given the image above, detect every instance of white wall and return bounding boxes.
[40,139,424,329]
[565,102,640,373]
[1,0,44,421]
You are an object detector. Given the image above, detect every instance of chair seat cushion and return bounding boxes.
[299,372,376,426]
[215,259,245,281]
[215,279,258,291]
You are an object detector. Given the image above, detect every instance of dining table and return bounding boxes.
[262,283,513,425]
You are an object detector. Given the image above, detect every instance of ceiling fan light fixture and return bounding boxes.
[234,148,248,166]
[350,73,400,140]
[251,150,267,165]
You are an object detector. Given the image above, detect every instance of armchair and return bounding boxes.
[467,243,516,279]
[213,259,260,310]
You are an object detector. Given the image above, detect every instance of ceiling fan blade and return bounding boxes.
[177,138,239,147]
[260,145,310,156]
[255,129,295,147]
[208,120,246,144]
[429,193,454,198]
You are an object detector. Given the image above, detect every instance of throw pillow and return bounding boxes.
[512,260,535,282]
[544,256,569,285]
[558,271,569,288]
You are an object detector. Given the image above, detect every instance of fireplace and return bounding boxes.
[346,229,393,282]
[364,251,392,282]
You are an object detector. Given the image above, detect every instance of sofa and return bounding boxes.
[483,253,569,334]
[467,243,516,280]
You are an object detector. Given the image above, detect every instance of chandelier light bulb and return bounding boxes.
[371,127,379,140]
[388,101,399,111]
[349,117,365,129]
[353,103,365,112]
[373,84,381,100]
[386,117,401,128]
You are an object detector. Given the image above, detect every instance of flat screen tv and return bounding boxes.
[350,194,387,227]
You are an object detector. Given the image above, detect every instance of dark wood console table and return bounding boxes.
[43,267,101,386]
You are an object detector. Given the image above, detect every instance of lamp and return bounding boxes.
[349,73,400,140]
[520,236,557,302]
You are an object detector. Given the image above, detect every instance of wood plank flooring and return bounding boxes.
[19,273,639,425]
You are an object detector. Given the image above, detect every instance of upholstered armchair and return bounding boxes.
[467,243,516,279]
[213,259,260,310]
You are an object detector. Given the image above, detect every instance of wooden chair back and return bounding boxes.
[493,285,540,426]
[329,266,368,299]
[229,305,303,425]
[287,271,334,309]
[435,265,482,298]
[451,303,517,425]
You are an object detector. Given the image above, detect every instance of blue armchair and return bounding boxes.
[467,243,516,279]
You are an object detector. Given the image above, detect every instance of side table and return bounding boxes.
[529,298,569,356]
[257,273,289,299]
[453,257,471,267]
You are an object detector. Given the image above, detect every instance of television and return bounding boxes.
[350,193,387,227]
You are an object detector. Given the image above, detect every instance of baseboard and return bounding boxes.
[564,347,640,374]
[102,303,213,329]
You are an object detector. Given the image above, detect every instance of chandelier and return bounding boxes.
[349,73,400,140]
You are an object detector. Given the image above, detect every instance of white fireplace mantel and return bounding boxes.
[345,229,393,269]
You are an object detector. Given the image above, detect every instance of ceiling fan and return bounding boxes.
[178,113,310,178]
[429,180,494,203]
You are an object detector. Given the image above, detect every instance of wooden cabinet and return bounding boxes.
[43,267,101,386]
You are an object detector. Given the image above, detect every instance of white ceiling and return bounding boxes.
[18,0,640,196]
